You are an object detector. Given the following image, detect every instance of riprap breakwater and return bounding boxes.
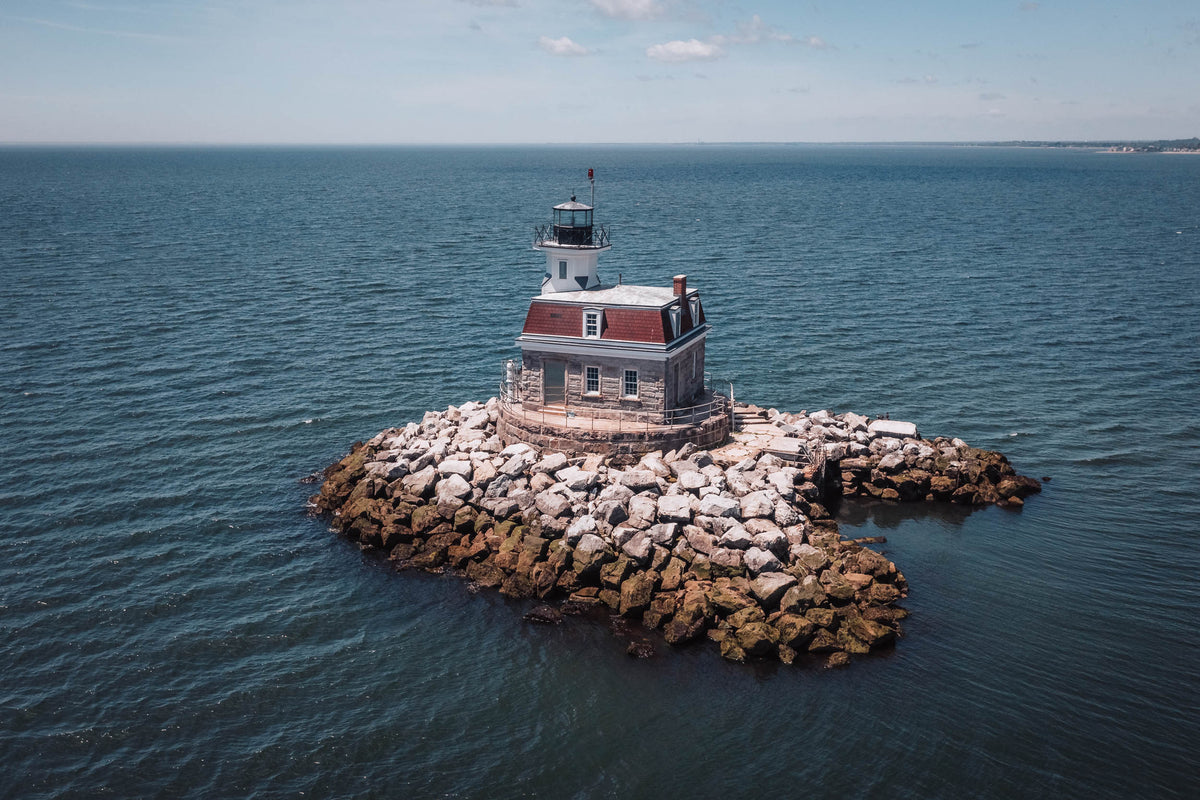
[313,398,1040,667]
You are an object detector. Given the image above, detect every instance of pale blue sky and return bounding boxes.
[1,0,1197,143]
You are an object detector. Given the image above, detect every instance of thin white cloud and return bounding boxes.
[589,0,663,20]
[10,14,180,41]
[646,38,724,62]
[1019,2,1040,11]
[539,35,590,56]
[648,16,806,63]
[715,15,793,45]
[802,35,830,49]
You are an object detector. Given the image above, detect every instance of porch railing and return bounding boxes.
[499,379,729,434]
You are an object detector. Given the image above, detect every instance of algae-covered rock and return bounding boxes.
[842,615,897,649]
[642,594,677,629]
[466,560,505,588]
[772,613,817,649]
[719,637,746,662]
[410,504,443,535]
[618,571,656,616]
[708,585,754,617]
[660,557,686,592]
[734,622,778,658]
[600,556,633,589]
[727,605,766,630]
[663,588,711,644]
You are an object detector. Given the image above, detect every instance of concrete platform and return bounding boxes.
[867,419,919,439]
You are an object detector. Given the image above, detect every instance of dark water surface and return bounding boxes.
[1,145,1197,798]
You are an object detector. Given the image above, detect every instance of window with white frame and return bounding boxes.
[584,366,600,395]
[623,369,638,398]
[669,306,681,339]
[583,309,600,338]
[559,260,567,279]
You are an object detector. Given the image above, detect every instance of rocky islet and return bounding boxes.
[312,398,1039,667]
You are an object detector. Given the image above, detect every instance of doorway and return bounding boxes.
[543,360,566,407]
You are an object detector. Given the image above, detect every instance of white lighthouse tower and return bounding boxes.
[533,195,610,294]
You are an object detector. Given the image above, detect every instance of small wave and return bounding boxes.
[1072,451,1143,467]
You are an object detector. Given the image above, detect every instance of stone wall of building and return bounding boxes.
[516,354,542,404]
[518,338,708,414]
[665,338,706,409]
[521,350,667,412]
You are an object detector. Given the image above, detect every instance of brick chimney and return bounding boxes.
[673,274,687,296]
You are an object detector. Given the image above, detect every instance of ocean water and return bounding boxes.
[1,144,1197,799]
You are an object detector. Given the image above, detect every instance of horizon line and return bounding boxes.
[1,138,1195,148]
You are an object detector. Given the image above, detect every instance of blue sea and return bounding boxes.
[1,144,1197,798]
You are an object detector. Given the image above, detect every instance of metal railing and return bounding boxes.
[533,223,610,249]
[499,379,729,434]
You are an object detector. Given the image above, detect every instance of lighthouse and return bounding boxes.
[498,174,730,455]
[534,196,610,294]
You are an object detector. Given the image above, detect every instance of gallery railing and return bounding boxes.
[533,223,610,249]
[498,380,729,434]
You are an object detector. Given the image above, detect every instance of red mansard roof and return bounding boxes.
[522,303,583,338]
[522,293,706,345]
[601,307,666,344]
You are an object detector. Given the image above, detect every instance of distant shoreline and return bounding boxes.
[965,138,1200,154]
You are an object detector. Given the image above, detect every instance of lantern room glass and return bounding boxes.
[554,208,592,228]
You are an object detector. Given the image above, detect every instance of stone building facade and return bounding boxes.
[514,275,709,418]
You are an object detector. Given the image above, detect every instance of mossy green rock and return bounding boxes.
[806,607,837,629]
[600,556,633,589]
[466,560,505,588]
[618,571,656,616]
[727,605,766,629]
[719,637,747,662]
[410,504,443,535]
[843,615,897,648]
[773,613,817,648]
[663,589,710,644]
[708,586,753,616]
[734,622,778,658]
[453,504,477,534]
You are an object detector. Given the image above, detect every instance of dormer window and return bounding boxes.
[583,309,601,339]
[669,306,681,339]
[689,296,701,323]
